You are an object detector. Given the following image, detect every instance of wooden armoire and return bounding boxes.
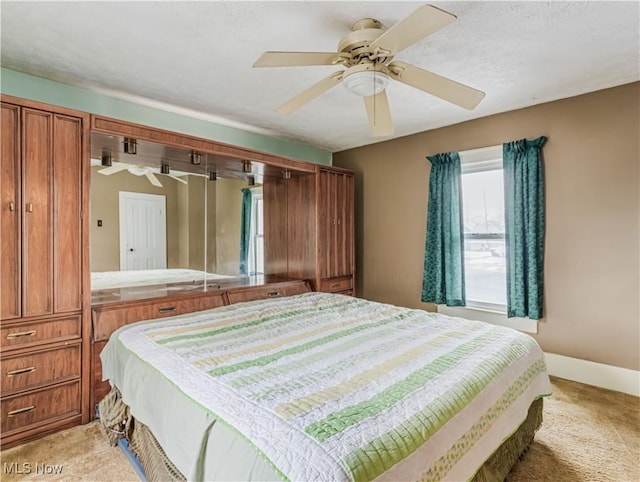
[0,96,91,448]
[277,164,355,295]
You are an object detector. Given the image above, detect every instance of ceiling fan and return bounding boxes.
[253,4,485,137]
[98,163,188,188]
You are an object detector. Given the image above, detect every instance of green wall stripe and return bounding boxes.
[0,68,332,165]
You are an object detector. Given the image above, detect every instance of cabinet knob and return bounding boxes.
[9,201,15,212]
[26,203,33,213]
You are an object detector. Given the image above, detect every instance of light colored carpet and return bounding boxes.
[1,377,638,481]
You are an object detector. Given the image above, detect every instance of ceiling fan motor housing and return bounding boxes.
[338,18,393,65]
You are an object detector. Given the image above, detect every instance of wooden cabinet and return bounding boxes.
[0,97,89,449]
[225,280,309,304]
[275,166,356,295]
[317,167,355,292]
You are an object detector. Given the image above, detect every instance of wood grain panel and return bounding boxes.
[319,276,353,293]
[1,381,80,435]
[1,103,21,320]
[1,344,81,395]
[285,173,317,284]
[22,108,53,317]
[0,316,82,352]
[92,341,110,405]
[317,168,331,279]
[263,178,289,277]
[53,114,83,313]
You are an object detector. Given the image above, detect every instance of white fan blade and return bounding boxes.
[363,91,394,137]
[145,172,163,187]
[388,61,485,110]
[369,5,456,56]
[98,164,130,175]
[168,175,188,185]
[254,51,344,67]
[276,71,344,115]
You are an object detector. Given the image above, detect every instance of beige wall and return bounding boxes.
[333,82,640,371]
[90,166,181,271]
[90,168,254,277]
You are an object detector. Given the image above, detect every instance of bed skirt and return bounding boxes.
[98,387,543,482]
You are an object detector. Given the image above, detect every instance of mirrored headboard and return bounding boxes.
[89,131,304,297]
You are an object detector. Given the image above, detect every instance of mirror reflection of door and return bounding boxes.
[119,191,167,270]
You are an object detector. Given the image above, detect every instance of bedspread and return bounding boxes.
[101,292,551,482]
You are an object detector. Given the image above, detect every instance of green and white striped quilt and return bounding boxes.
[103,292,551,482]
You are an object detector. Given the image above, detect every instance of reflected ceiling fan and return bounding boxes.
[98,163,188,188]
[253,4,485,137]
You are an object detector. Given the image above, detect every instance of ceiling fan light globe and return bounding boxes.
[343,70,389,97]
[127,166,149,177]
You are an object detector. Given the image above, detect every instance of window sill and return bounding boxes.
[436,304,538,334]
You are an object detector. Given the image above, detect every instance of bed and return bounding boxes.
[91,268,235,291]
[99,292,551,481]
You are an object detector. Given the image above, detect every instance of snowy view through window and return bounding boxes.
[461,169,506,308]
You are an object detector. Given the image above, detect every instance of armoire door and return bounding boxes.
[1,104,21,320]
[22,108,54,318]
[52,113,83,313]
[318,168,354,280]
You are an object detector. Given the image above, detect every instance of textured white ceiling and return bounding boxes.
[1,1,638,152]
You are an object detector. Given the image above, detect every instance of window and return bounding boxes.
[438,144,540,334]
[248,189,264,275]
[460,146,506,312]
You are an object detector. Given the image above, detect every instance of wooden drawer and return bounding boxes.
[319,276,353,293]
[1,344,81,395]
[1,381,81,435]
[1,316,81,352]
[226,281,310,304]
[92,292,226,342]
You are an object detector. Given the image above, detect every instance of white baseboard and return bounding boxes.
[544,352,640,397]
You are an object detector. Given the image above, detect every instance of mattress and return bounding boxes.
[91,268,233,290]
[101,292,551,481]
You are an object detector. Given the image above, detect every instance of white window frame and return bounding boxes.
[247,187,263,276]
[437,145,538,334]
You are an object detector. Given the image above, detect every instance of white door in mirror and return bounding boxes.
[119,191,167,271]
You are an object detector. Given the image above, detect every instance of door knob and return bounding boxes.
[129,248,134,252]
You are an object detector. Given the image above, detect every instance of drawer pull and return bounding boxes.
[267,292,280,298]
[7,366,36,376]
[158,306,176,313]
[331,283,342,288]
[6,330,36,339]
[8,405,36,416]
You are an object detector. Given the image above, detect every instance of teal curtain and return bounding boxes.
[239,188,252,275]
[503,137,547,319]
[421,152,466,306]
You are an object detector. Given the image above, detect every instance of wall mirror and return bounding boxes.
[89,132,285,297]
